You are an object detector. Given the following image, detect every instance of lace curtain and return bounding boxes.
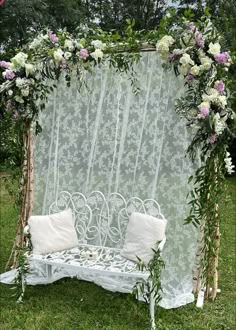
[1,52,199,309]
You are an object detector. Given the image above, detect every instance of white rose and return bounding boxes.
[11,52,28,68]
[190,65,200,76]
[64,39,74,51]
[25,63,34,77]
[178,64,190,76]
[208,42,221,55]
[21,87,30,97]
[64,52,72,60]
[16,78,26,88]
[15,95,24,103]
[53,49,64,62]
[91,49,104,61]
[179,53,194,66]
[199,56,213,71]
[91,40,106,50]
[8,89,13,96]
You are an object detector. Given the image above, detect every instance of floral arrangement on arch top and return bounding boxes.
[0,18,235,173]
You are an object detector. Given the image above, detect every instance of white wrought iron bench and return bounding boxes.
[26,191,167,330]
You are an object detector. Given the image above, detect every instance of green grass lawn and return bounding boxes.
[0,175,235,330]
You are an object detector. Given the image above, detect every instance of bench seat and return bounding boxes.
[29,244,149,279]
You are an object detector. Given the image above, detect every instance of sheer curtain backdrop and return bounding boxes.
[1,52,199,309]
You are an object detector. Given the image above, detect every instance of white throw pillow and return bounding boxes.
[120,212,167,264]
[28,209,78,255]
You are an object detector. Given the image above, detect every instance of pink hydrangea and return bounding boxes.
[214,52,230,64]
[0,61,11,69]
[208,134,218,144]
[214,80,225,94]
[79,48,89,59]
[48,31,58,43]
[195,32,205,48]
[3,69,15,80]
[198,103,210,119]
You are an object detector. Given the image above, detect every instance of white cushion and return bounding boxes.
[28,209,78,255]
[120,212,167,264]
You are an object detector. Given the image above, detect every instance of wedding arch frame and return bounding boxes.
[0,16,234,303]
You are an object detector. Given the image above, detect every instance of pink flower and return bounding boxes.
[195,32,205,48]
[0,61,11,69]
[3,69,15,80]
[79,48,89,59]
[60,59,67,70]
[198,102,210,119]
[214,80,225,94]
[214,52,230,64]
[208,134,218,144]
[186,73,194,83]
[48,31,58,43]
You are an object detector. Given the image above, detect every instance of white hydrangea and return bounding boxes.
[156,35,175,60]
[53,49,64,62]
[64,39,74,51]
[202,88,227,108]
[214,113,226,135]
[202,88,219,103]
[16,78,27,88]
[156,41,169,60]
[161,35,175,47]
[224,152,235,174]
[11,52,28,68]
[91,40,106,50]
[208,42,221,55]
[91,49,103,61]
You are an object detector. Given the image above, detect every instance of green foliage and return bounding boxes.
[133,245,165,304]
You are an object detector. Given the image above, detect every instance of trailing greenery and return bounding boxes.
[133,245,165,305]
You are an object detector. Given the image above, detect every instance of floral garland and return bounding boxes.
[156,18,235,298]
[156,20,235,174]
[0,18,234,300]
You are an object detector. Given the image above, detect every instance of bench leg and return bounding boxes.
[149,285,156,330]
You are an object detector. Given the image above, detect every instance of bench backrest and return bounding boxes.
[49,191,166,249]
